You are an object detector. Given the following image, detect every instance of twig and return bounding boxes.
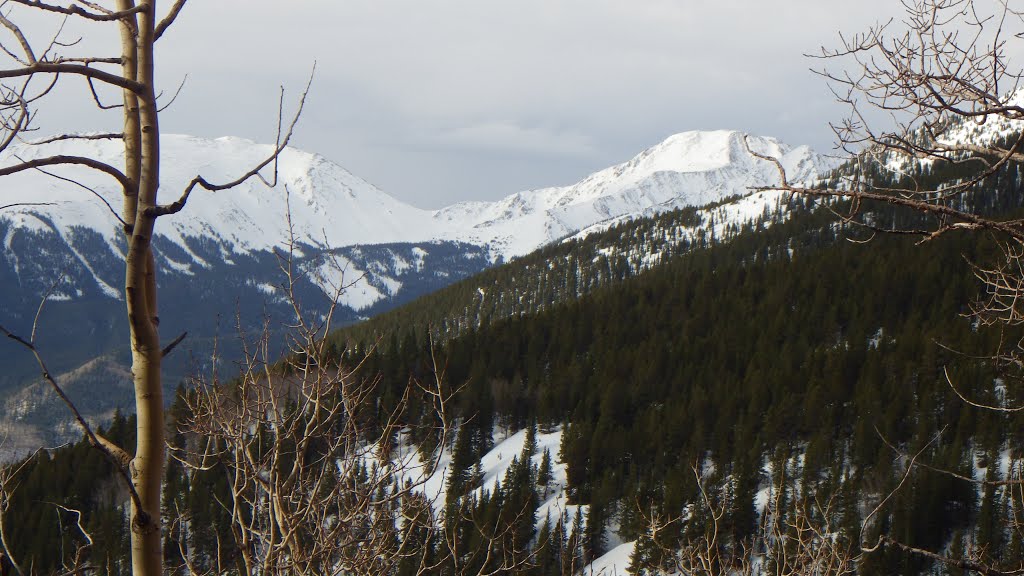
[0,278,146,522]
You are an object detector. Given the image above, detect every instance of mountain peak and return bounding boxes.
[1,129,833,301]
[431,129,833,258]
[610,130,797,183]
[643,129,750,172]
[0,134,434,255]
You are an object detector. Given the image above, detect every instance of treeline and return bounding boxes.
[335,194,783,350]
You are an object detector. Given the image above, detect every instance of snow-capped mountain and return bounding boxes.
[434,130,830,257]
[1,129,830,310]
[0,129,832,452]
[1,135,440,296]
[866,92,1024,176]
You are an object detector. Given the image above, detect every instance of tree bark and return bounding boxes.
[120,1,164,575]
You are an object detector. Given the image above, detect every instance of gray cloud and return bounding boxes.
[430,122,597,158]
[12,1,906,208]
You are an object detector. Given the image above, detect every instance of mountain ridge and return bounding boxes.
[431,129,833,257]
[1,129,833,296]
[0,128,832,451]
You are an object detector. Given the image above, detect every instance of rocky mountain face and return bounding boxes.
[0,130,832,451]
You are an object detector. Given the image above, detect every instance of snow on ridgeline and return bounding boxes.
[433,130,833,259]
[0,134,433,254]
[0,130,833,310]
[1,130,831,258]
[877,90,1024,175]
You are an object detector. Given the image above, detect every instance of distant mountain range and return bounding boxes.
[0,129,833,452]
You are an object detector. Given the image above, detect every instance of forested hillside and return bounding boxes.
[338,191,790,348]
[6,147,1024,574]
[346,206,1015,575]
[336,145,1024,574]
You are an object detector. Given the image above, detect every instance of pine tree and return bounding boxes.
[537,448,553,492]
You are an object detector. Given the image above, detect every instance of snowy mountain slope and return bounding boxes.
[0,129,831,309]
[0,129,832,452]
[0,135,500,318]
[433,130,832,257]
[398,426,636,573]
[932,89,1024,147]
[869,92,1024,176]
[2,134,435,254]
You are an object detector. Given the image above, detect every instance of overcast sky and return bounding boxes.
[26,1,901,208]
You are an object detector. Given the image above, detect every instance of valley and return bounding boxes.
[2,1,1023,573]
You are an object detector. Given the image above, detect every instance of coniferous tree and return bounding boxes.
[537,448,553,493]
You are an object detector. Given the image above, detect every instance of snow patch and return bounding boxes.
[585,541,636,576]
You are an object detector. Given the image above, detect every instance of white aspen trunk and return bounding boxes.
[120,2,164,574]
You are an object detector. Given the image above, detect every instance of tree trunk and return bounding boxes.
[120,2,164,575]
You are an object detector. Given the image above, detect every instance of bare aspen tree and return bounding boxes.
[748,0,1024,572]
[749,0,1024,332]
[632,465,854,576]
[170,230,447,575]
[0,3,307,575]
[167,222,535,576]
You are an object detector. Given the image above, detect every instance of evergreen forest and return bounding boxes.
[6,148,1024,575]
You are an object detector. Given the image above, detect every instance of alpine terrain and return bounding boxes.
[0,129,830,451]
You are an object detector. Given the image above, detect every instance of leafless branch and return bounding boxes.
[8,0,148,21]
[0,448,33,576]
[634,463,854,575]
[0,61,144,92]
[148,64,315,218]
[944,365,1024,412]
[156,72,186,112]
[879,535,1024,575]
[23,160,129,229]
[860,428,942,553]
[0,154,130,189]
[85,73,122,109]
[0,201,55,210]
[0,12,36,65]
[153,0,186,40]
[161,331,187,358]
[0,281,144,522]
[29,132,122,145]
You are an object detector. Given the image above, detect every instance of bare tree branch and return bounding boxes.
[85,74,123,110]
[0,449,33,576]
[155,72,185,112]
[161,331,187,358]
[153,0,186,41]
[148,65,315,218]
[0,201,55,210]
[29,132,122,145]
[0,154,130,189]
[0,61,144,93]
[8,0,148,22]
[0,314,143,519]
[24,161,129,229]
[944,365,1024,412]
[879,535,1024,576]
[0,13,36,65]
